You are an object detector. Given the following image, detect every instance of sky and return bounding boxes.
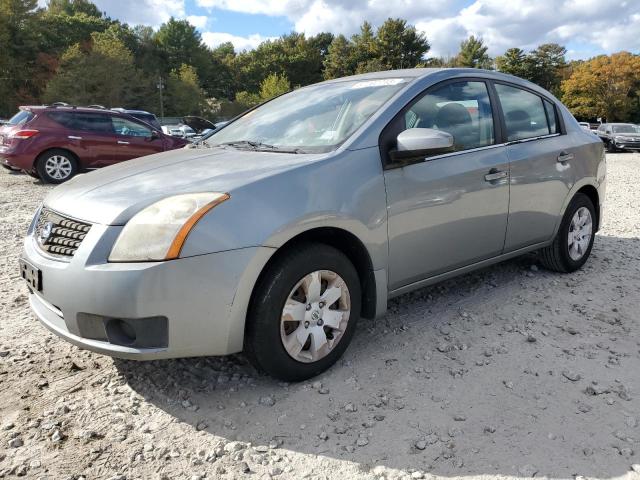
[40,0,640,59]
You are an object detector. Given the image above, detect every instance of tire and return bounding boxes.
[26,170,40,179]
[35,149,78,184]
[244,243,361,381]
[539,193,596,273]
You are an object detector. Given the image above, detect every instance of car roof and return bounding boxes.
[23,105,157,117]
[317,68,559,100]
[119,109,155,115]
[25,105,121,114]
[320,68,534,84]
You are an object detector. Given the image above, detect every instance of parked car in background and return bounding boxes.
[579,122,591,131]
[0,105,187,183]
[161,124,196,139]
[162,116,220,141]
[596,123,640,152]
[19,69,605,381]
[111,108,161,130]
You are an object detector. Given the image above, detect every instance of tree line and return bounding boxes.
[1,0,639,123]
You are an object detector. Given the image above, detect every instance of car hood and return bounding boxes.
[182,116,217,133]
[44,146,327,225]
[615,133,640,139]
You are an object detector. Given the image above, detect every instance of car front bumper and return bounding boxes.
[21,218,274,360]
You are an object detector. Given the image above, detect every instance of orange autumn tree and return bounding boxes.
[561,52,640,121]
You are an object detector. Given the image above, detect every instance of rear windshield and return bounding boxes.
[8,110,34,126]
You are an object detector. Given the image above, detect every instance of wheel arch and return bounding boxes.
[555,179,602,238]
[576,184,600,231]
[249,227,378,321]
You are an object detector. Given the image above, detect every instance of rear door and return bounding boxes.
[48,111,118,168]
[111,116,165,162]
[492,82,575,251]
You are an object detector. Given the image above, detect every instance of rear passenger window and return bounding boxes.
[74,113,113,133]
[404,81,495,152]
[495,84,551,141]
[47,111,76,129]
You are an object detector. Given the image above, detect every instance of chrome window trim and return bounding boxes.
[409,132,562,165]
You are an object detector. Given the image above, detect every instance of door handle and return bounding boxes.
[557,152,574,163]
[117,140,130,145]
[484,169,508,182]
[67,135,82,140]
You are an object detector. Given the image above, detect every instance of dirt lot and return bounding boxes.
[1,153,639,480]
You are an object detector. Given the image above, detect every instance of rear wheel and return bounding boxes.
[539,193,595,273]
[36,149,78,184]
[244,243,361,381]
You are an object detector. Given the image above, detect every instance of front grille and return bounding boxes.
[35,208,91,258]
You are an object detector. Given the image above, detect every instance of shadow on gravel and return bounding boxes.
[116,235,640,478]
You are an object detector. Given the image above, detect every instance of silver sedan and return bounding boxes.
[20,68,605,381]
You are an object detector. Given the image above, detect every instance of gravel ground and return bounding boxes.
[1,153,640,480]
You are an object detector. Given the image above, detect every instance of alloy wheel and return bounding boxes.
[44,155,73,180]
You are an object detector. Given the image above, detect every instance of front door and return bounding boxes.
[383,79,510,291]
[111,116,165,163]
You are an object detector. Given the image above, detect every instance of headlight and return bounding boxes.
[108,193,229,262]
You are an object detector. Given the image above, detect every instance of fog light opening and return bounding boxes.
[105,319,137,346]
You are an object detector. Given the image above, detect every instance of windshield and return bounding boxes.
[8,110,34,126]
[205,78,409,153]
[613,125,638,134]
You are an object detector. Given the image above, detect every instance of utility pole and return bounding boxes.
[157,77,165,122]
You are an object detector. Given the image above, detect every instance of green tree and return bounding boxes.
[528,43,567,94]
[154,17,217,98]
[235,90,261,109]
[0,0,42,115]
[165,64,206,115]
[323,34,354,79]
[375,18,430,69]
[44,31,152,109]
[496,47,533,78]
[561,52,640,122]
[46,0,102,17]
[259,72,290,100]
[351,21,377,71]
[456,35,492,68]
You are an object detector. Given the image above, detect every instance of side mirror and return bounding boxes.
[150,130,160,139]
[389,128,454,166]
[396,128,454,156]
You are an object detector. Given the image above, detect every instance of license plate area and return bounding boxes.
[19,258,42,291]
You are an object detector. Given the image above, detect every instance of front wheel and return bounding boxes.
[244,243,361,381]
[539,193,595,273]
[36,149,78,184]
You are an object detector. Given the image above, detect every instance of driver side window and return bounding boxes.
[403,81,495,152]
[112,117,152,137]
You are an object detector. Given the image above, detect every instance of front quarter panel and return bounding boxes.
[179,148,389,270]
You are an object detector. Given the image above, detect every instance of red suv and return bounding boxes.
[0,106,188,183]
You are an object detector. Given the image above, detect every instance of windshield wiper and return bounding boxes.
[218,140,303,154]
